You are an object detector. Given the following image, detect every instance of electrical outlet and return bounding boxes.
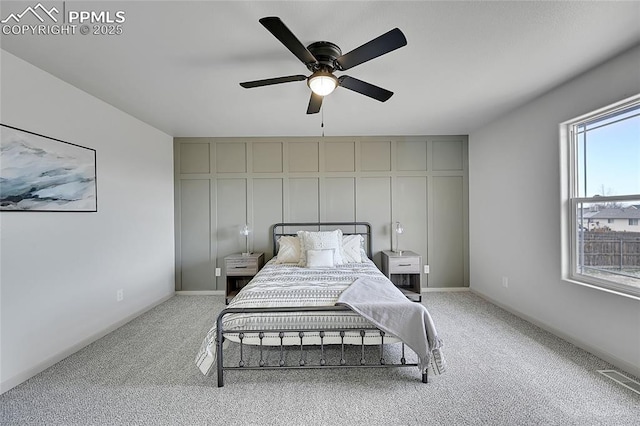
[424,265,430,274]
[215,268,221,277]
[501,277,509,289]
[116,289,124,302]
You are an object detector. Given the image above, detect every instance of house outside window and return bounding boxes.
[561,96,640,299]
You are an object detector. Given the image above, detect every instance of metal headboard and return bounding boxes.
[272,222,373,260]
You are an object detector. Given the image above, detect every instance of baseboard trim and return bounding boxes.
[0,292,174,395]
[175,290,224,296]
[471,289,640,379]
[423,287,470,293]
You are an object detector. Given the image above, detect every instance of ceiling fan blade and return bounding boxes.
[307,92,323,114]
[338,76,393,102]
[259,17,318,67]
[336,28,407,71]
[240,75,307,89]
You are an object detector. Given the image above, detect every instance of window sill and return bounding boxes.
[562,276,640,301]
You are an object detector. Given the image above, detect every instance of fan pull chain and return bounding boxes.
[321,106,325,137]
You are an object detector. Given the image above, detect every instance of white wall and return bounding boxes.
[0,51,175,393]
[469,44,640,377]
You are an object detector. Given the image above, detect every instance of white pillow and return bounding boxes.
[297,230,344,266]
[306,249,335,268]
[342,234,364,263]
[275,236,301,264]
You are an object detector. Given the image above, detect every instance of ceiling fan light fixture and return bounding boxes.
[241,17,407,113]
[308,72,338,96]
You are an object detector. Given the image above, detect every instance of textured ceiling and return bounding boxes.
[1,1,639,137]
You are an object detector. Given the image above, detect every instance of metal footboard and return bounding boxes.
[216,305,428,387]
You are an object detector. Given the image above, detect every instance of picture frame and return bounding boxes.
[0,124,97,212]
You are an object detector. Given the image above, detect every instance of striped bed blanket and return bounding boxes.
[195,258,445,376]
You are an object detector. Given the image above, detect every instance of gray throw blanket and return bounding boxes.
[336,277,446,375]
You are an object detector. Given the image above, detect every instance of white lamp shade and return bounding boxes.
[395,222,404,234]
[241,224,251,255]
[393,221,404,254]
[308,73,337,96]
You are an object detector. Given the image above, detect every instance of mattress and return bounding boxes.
[196,258,402,375]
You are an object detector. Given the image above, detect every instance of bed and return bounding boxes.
[195,222,445,387]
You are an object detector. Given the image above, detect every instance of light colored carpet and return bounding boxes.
[1,292,638,425]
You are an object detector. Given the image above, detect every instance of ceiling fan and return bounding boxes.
[240,17,407,114]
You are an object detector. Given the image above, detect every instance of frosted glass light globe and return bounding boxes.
[308,73,337,96]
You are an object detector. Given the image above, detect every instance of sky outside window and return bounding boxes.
[576,107,640,198]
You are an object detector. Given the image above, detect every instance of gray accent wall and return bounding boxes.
[174,137,469,291]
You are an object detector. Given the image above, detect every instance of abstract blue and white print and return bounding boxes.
[0,125,97,211]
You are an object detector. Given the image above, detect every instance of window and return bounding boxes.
[561,96,640,299]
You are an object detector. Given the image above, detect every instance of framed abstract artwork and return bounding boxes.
[0,124,97,212]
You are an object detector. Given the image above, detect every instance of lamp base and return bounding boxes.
[393,250,403,255]
[242,252,252,256]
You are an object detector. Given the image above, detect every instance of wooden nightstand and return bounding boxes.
[224,252,264,304]
[381,250,422,302]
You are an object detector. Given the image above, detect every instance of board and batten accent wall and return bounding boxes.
[174,136,468,291]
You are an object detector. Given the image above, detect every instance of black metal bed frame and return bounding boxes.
[215,222,428,387]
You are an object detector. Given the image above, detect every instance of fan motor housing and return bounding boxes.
[306,41,342,72]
